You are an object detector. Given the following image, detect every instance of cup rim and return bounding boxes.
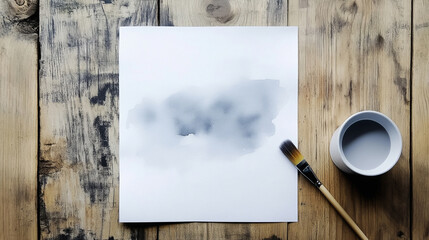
[337,110,402,176]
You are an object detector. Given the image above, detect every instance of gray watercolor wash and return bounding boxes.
[127,79,285,160]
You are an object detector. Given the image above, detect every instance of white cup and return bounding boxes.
[329,111,402,176]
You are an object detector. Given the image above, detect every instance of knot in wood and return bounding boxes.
[6,0,38,20]
[205,0,234,23]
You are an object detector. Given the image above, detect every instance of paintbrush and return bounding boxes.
[280,140,368,240]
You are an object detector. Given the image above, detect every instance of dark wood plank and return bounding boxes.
[159,0,288,239]
[0,0,38,239]
[39,0,158,238]
[412,0,429,238]
[288,0,411,239]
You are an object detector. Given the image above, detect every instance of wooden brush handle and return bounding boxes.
[319,185,368,240]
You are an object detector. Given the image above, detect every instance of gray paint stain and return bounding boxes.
[127,79,285,160]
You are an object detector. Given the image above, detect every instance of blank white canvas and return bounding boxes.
[119,27,298,222]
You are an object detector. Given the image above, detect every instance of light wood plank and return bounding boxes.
[412,0,429,239]
[161,0,287,26]
[38,0,158,238]
[0,1,38,239]
[159,0,288,239]
[289,0,411,239]
[159,223,208,240]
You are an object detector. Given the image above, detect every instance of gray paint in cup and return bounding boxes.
[330,111,402,176]
[342,120,391,170]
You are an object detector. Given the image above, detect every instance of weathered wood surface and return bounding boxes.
[38,0,159,239]
[289,0,411,239]
[412,1,429,239]
[160,0,287,26]
[0,0,38,239]
[0,0,422,239]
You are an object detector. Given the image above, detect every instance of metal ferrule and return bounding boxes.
[296,160,322,188]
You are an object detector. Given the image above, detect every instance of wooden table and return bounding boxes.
[1,0,428,239]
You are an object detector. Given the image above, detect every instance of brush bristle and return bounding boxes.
[279,140,304,165]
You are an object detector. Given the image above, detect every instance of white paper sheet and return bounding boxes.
[119,27,298,222]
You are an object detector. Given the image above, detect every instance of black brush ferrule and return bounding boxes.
[296,160,322,188]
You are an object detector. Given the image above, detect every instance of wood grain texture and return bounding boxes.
[38,0,158,239]
[160,0,287,26]
[159,0,288,239]
[208,223,287,240]
[412,0,429,239]
[158,223,207,240]
[0,0,38,239]
[289,0,411,239]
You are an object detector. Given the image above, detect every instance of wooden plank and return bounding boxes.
[159,0,287,239]
[288,0,411,239]
[38,0,158,239]
[0,1,38,239]
[159,223,208,240]
[412,0,429,238]
[160,0,287,26]
[208,223,286,240]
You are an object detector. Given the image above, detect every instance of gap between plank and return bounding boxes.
[36,3,42,239]
[409,1,414,239]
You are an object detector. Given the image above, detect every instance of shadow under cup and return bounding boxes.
[330,111,402,176]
